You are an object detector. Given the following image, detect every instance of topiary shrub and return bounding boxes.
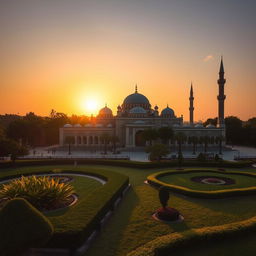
[159,186,170,209]
[0,175,75,210]
[0,198,53,255]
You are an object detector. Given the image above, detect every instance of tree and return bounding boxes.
[146,143,170,162]
[175,132,187,155]
[100,133,111,154]
[215,135,225,154]
[64,136,75,155]
[141,128,158,146]
[225,116,243,145]
[158,127,174,145]
[110,135,119,154]
[203,117,218,127]
[0,138,28,161]
[190,136,198,155]
[159,186,170,209]
[201,136,210,153]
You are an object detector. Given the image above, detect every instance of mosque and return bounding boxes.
[59,59,226,149]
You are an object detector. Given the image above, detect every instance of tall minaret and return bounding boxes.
[189,83,194,125]
[217,57,226,127]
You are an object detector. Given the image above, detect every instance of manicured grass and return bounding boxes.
[1,165,256,255]
[83,166,256,256]
[158,171,256,191]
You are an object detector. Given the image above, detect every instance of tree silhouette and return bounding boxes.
[158,127,174,145]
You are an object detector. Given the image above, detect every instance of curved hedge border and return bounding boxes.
[147,169,256,198]
[0,168,129,250]
[0,158,252,169]
[127,214,256,256]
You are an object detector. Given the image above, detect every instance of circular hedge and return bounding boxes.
[147,169,256,198]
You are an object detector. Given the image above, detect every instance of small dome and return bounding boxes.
[195,123,204,128]
[129,106,147,114]
[183,123,191,127]
[98,105,113,116]
[64,124,72,128]
[161,106,175,117]
[107,123,113,127]
[85,123,93,127]
[96,124,103,127]
[206,124,216,128]
[74,124,82,127]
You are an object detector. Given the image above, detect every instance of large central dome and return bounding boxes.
[121,86,151,113]
[123,92,150,105]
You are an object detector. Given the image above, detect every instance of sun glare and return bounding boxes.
[82,98,99,115]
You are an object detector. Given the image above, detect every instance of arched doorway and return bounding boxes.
[135,130,146,146]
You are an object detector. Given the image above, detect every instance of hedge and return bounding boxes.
[147,169,256,199]
[0,168,129,250]
[0,158,252,169]
[126,215,256,256]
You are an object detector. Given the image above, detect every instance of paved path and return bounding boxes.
[24,145,256,162]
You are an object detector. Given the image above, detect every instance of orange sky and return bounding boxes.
[0,1,255,121]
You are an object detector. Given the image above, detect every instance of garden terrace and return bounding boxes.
[0,166,129,251]
[147,169,256,198]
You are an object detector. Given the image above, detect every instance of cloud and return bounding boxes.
[203,55,214,62]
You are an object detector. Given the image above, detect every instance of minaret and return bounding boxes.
[217,57,226,127]
[189,83,194,125]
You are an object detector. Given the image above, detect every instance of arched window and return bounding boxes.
[83,136,87,144]
[94,136,98,144]
[77,136,82,145]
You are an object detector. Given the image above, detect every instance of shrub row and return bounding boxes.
[147,169,256,199]
[0,158,251,169]
[127,215,256,256]
[0,168,129,250]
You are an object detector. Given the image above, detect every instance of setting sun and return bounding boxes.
[81,98,100,115]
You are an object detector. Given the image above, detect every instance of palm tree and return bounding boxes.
[64,136,75,155]
[190,136,198,155]
[158,127,174,146]
[142,128,158,146]
[175,132,187,155]
[215,135,224,155]
[100,133,111,154]
[110,135,119,154]
[201,135,210,153]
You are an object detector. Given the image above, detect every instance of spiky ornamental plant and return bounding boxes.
[0,175,75,210]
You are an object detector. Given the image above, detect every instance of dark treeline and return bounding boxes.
[204,116,256,147]
[0,110,93,147]
[0,111,256,148]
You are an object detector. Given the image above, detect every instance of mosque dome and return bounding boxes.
[74,124,82,127]
[129,106,147,114]
[98,105,113,117]
[206,124,216,128]
[194,123,204,128]
[161,106,175,117]
[123,93,150,105]
[122,86,151,112]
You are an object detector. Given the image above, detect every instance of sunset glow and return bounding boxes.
[0,1,255,120]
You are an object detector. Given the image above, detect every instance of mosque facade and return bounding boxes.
[59,59,226,149]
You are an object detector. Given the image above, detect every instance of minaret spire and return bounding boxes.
[189,82,194,125]
[135,84,138,93]
[217,56,226,127]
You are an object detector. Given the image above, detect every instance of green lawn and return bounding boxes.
[83,166,256,256]
[1,165,256,255]
[158,171,256,191]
